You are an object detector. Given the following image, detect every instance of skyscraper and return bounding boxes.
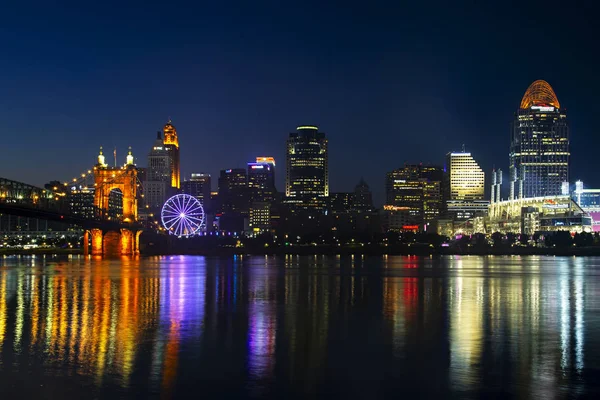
[218,168,248,214]
[182,173,212,208]
[385,164,444,227]
[445,152,487,220]
[163,119,180,189]
[248,158,276,202]
[285,125,328,209]
[144,131,171,212]
[510,80,569,199]
[446,152,485,201]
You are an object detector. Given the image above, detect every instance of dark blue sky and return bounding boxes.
[1,1,598,205]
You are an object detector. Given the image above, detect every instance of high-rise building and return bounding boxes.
[163,119,180,189]
[248,158,276,202]
[446,152,485,201]
[445,152,488,220]
[385,164,444,227]
[249,201,271,233]
[510,80,569,199]
[354,178,373,211]
[285,125,329,209]
[144,131,172,212]
[69,185,123,220]
[182,173,212,209]
[218,168,248,214]
[490,169,502,204]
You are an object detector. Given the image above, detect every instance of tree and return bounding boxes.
[491,232,503,248]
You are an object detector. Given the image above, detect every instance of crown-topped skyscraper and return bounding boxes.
[163,119,180,189]
[509,80,569,199]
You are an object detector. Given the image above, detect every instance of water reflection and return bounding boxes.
[0,255,598,398]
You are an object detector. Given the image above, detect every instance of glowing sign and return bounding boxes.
[256,157,275,166]
[543,203,569,209]
[402,225,419,230]
[251,165,264,169]
[383,205,410,211]
[225,169,232,173]
[531,106,555,112]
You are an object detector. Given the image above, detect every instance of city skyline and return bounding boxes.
[1,3,597,206]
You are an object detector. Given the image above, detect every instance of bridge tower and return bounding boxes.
[85,147,142,256]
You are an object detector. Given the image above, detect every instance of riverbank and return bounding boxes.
[4,245,600,257]
[144,244,600,257]
[0,248,82,255]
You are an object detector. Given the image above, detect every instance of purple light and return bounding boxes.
[161,194,205,237]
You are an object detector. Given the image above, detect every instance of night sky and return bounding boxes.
[1,2,598,205]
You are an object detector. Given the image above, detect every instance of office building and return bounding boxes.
[163,119,180,189]
[490,169,502,204]
[182,173,212,209]
[248,158,276,202]
[385,164,444,228]
[144,131,171,212]
[218,168,248,214]
[509,80,569,199]
[445,152,487,221]
[69,185,123,220]
[354,178,374,211]
[285,125,329,209]
[249,201,271,233]
[446,152,485,201]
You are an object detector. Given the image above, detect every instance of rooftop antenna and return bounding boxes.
[462,144,466,153]
[114,147,117,167]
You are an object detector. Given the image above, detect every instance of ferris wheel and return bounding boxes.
[161,194,205,237]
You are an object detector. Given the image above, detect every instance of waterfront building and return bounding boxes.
[248,158,276,202]
[144,131,172,213]
[385,164,444,229]
[490,169,502,204]
[163,119,180,189]
[69,185,123,220]
[218,168,248,216]
[249,201,271,233]
[182,173,212,209]
[354,178,374,211]
[509,80,569,199]
[445,152,488,221]
[487,195,591,234]
[571,181,600,232]
[285,125,328,210]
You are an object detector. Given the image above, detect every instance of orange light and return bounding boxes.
[520,80,560,109]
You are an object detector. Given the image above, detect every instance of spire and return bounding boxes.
[98,146,106,166]
[126,146,134,165]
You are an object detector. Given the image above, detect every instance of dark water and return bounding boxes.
[0,255,599,399]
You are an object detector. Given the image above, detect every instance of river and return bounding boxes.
[0,255,599,399]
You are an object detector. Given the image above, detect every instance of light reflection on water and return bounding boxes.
[0,255,599,398]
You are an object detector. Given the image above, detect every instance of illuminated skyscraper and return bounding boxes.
[248,158,276,202]
[510,80,569,199]
[285,125,328,209]
[385,164,443,227]
[144,131,172,212]
[445,152,487,220]
[163,119,180,189]
[446,152,485,201]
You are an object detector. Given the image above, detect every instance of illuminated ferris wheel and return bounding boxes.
[161,194,205,237]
